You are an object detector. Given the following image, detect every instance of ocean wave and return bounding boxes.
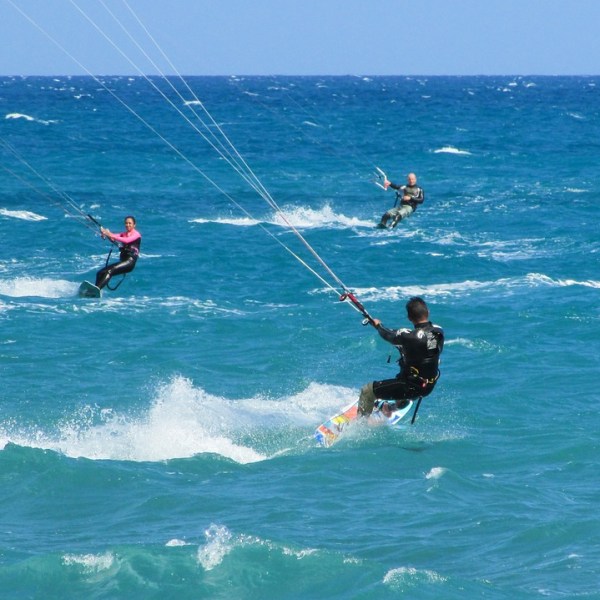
[3,521,463,596]
[190,216,260,227]
[551,277,600,289]
[445,337,504,353]
[191,204,373,230]
[197,524,320,573]
[0,378,357,464]
[0,277,76,298]
[412,231,557,262]
[22,526,367,597]
[410,230,553,262]
[346,273,600,301]
[197,524,234,571]
[4,112,56,125]
[5,112,34,121]
[62,552,115,573]
[0,378,445,463]
[426,466,447,480]
[0,376,267,464]
[384,566,448,587]
[0,208,47,221]
[0,277,249,314]
[272,204,372,229]
[433,146,472,156]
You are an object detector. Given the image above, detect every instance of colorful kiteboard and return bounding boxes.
[315,399,414,448]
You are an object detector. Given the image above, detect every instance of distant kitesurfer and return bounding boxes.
[357,297,443,417]
[377,172,424,228]
[95,215,141,290]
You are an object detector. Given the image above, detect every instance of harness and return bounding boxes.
[374,364,440,425]
[102,246,135,292]
[387,356,440,389]
[120,245,139,260]
[409,366,440,389]
[394,185,423,208]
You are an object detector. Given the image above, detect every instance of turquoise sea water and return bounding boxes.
[1,75,600,599]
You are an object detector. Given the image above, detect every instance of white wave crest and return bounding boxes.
[445,337,503,353]
[0,208,47,221]
[165,539,189,547]
[384,565,447,586]
[5,112,55,125]
[56,377,269,464]
[191,204,373,230]
[271,204,372,229]
[190,216,260,227]
[433,146,472,155]
[0,378,357,464]
[0,277,77,298]
[344,273,600,302]
[62,552,115,572]
[5,112,34,121]
[426,466,447,480]
[554,278,600,289]
[197,525,233,571]
[196,524,318,572]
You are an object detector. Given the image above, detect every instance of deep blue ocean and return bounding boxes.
[1,74,599,599]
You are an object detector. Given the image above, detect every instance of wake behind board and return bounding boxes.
[315,399,414,448]
[78,280,101,298]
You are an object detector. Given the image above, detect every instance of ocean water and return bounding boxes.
[1,73,600,599]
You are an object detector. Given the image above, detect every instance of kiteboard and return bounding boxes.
[78,280,101,298]
[315,399,414,448]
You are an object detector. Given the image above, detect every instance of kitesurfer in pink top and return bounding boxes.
[95,215,141,290]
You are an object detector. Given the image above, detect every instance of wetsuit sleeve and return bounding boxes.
[376,323,409,345]
[387,181,401,191]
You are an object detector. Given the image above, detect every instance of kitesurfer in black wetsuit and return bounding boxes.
[95,215,141,290]
[358,297,444,417]
[377,172,424,228]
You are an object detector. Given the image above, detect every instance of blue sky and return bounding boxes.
[2,0,600,76]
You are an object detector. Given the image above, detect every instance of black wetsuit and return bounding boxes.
[379,182,425,227]
[372,320,444,404]
[389,182,425,211]
[95,235,141,290]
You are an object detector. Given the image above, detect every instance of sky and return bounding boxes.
[2,0,600,76]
